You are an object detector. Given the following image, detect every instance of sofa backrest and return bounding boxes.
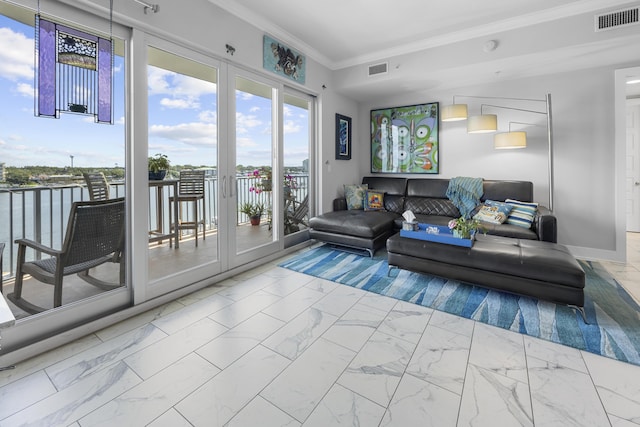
[406,178,533,202]
[362,177,407,214]
[362,177,407,195]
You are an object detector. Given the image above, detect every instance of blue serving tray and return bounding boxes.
[399,223,475,247]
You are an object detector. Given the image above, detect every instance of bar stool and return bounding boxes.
[169,170,206,246]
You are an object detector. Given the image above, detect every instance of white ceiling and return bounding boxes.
[209,0,640,100]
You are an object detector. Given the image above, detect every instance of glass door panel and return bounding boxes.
[0,2,130,352]
[283,92,312,240]
[146,45,220,289]
[231,74,278,264]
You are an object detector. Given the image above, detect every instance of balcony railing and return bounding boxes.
[0,174,308,280]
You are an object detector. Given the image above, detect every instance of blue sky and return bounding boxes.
[0,13,309,169]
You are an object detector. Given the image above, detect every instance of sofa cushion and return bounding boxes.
[308,210,398,238]
[506,199,538,229]
[344,184,368,210]
[364,190,385,211]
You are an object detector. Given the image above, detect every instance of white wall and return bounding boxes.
[354,65,635,259]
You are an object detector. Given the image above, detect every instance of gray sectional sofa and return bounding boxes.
[308,176,557,257]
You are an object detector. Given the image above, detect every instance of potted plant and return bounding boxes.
[447,216,483,239]
[240,202,266,225]
[148,154,170,180]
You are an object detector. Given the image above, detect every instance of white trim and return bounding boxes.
[566,245,622,262]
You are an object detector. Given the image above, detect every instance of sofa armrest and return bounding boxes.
[333,198,347,211]
[533,206,557,243]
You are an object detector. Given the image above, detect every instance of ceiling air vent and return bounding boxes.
[595,7,639,32]
[368,62,388,77]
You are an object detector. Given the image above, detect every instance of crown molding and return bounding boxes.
[209,0,638,71]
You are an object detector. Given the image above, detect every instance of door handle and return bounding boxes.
[222,176,227,198]
[636,181,640,186]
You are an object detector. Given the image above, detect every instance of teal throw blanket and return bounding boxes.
[446,177,483,219]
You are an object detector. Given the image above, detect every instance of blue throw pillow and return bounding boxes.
[473,200,512,224]
[505,199,538,229]
[344,184,368,210]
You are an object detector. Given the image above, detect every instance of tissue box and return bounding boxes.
[402,221,418,231]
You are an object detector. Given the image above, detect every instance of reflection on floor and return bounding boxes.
[1,240,640,425]
[2,222,277,319]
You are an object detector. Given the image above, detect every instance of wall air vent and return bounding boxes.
[595,7,639,32]
[368,62,388,77]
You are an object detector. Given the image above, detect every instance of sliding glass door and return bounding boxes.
[283,89,313,245]
[145,40,222,298]
[226,70,281,268]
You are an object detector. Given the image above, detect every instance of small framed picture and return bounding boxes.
[335,113,352,160]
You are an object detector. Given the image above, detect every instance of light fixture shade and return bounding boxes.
[494,131,527,149]
[467,114,497,133]
[441,104,468,121]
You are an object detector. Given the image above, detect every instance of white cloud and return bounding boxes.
[15,82,33,98]
[148,67,175,94]
[149,122,217,147]
[0,27,34,81]
[148,66,216,98]
[236,112,262,135]
[284,119,301,134]
[160,97,199,109]
[249,106,260,113]
[198,110,217,123]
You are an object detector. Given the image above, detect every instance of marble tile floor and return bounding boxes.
[2,248,640,426]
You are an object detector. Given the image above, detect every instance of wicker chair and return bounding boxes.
[8,198,125,314]
[169,170,206,246]
[83,172,110,201]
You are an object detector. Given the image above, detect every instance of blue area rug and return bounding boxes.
[279,245,640,366]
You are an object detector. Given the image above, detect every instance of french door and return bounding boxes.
[143,39,223,299]
[224,68,282,269]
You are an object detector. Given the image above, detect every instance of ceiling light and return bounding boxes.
[467,114,497,133]
[441,104,468,121]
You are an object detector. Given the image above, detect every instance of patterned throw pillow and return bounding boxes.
[505,199,539,229]
[344,184,368,210]
[364,190,385,211]
[473,200,513,224]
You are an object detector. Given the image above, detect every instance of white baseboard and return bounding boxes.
[565,245,624,263]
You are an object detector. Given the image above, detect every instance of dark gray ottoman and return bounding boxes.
[309,210,398,257]
[386,233,586,319]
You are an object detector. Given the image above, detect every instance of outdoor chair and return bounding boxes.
[284,195,309,234]
[8,198,125,314]
[83,172,110,201]
[169,170,206,246]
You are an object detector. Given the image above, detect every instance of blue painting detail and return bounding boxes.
[263,35,305,84]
